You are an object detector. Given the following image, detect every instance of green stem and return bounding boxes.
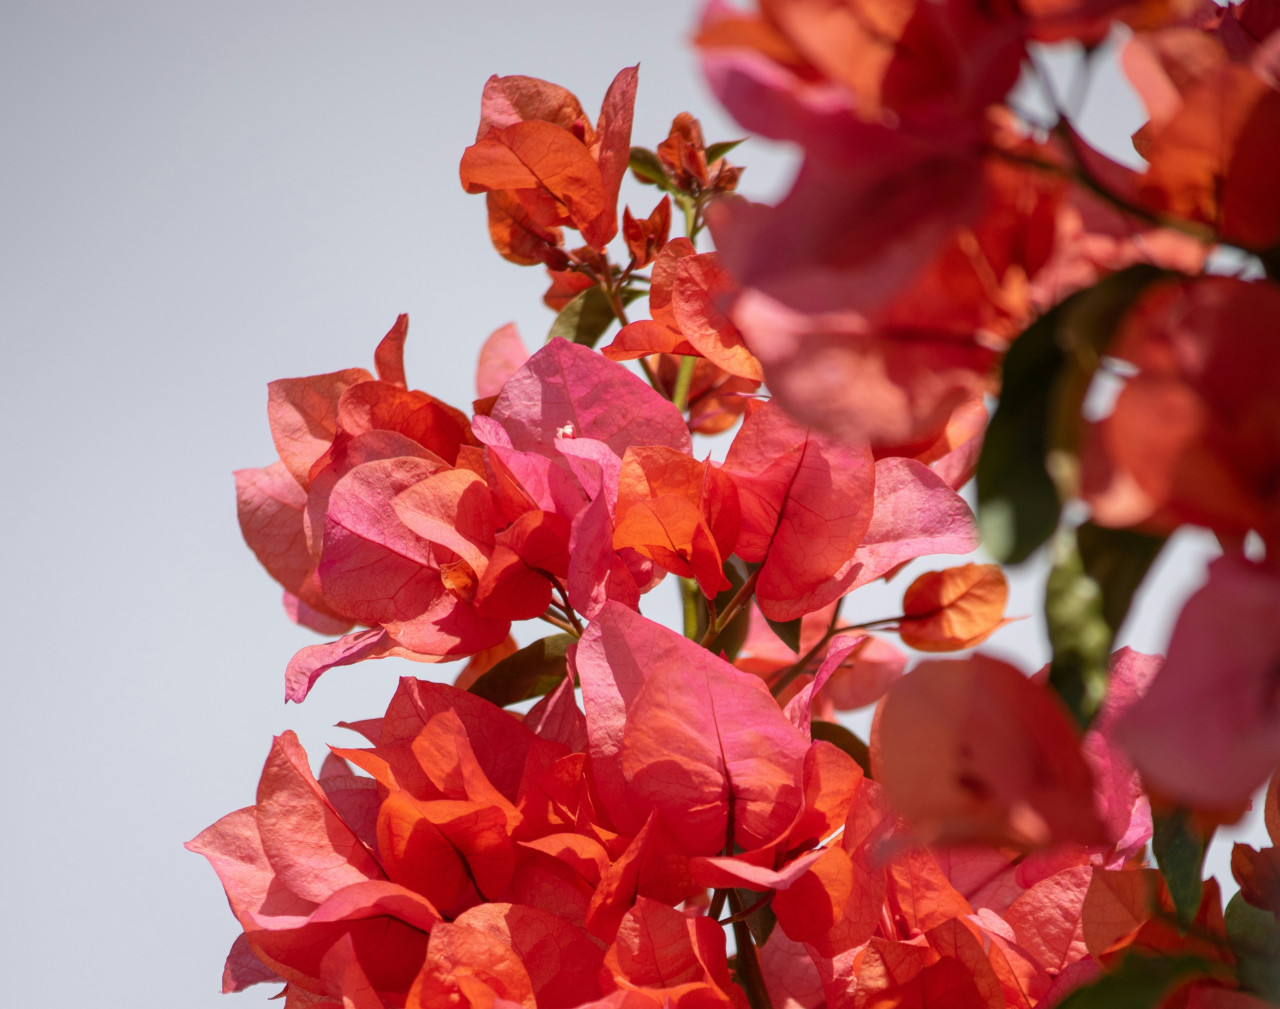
[679,194,698,243]
[681,577,701,640]
[671,355,698,414]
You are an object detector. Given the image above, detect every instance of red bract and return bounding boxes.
[1231,770,1280,917]
[1084,276,1280,546]
[239,318,563,701]
[186,731,443,999]
[722,401,876,620]
[460,68,638,263]
[870,654,1107,849]
[575,602,812,851]
[205,26,1271,1008]
[1116,554,1280,807]
[1123,16,1280,251]
[605,239,763,383]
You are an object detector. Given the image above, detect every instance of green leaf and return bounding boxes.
[1053,953,1218,1009]
[705,138,746,164]
[1075,522,1166,638]
[1225,892,1280,1000]
[628,147,669,187]
[977,306,1068,563]
[978,264,1166,564]
[765,614,803,654]
[547,286,619,348]
[1151,809,1208,931]
[1045,526,1112,728]
[733,888,777,946]
[811,721,873,778]
[467,634,575,706]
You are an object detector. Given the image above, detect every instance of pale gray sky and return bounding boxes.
[0,3,1265,1006]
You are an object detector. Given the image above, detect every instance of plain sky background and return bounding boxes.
[1,3,1268,1006]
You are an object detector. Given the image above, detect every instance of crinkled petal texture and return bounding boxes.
[603,898,739,1008]
[897,563,1009,652]
[186,732,444,999]
[575,602,810,853]
[723,400,876,620]
[491,338,690,458]
[871,655,1107,849]
[460,67,638,254]
[731,287,999,456]
[1117,553,1280,807]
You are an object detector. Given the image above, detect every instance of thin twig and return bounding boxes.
[769,601,846,698]
[548,577,583,635]
[700,567,760,647]
[538,611,578,636]
[717,891,773,926]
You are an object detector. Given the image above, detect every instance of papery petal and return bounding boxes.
[671,252,763,381]
[603,898,736,1006]
[1116,553,1280,806]
[732,288,997,453]
[871,655,1107,848]
[282,591,354,636]
[268,369,373,490]
[606,606,811,854]
[411,921,535,1009]
[476,323,531,400]
[461,121,610,247]
[575,603,809,848]
[492,339,690,458]
[374,314,409,388]
[335,381,474,467]
[590,65,639,250]
[221,932,283,993]
[454,903,605,1009]
[723,400,875,620]
[897,563,1010,652]
[318,457,448,625]
[255,731,383,905]
[284,627,435,706]
[820,635,907,711]
[236,463,329,610]
[377,793,513,915]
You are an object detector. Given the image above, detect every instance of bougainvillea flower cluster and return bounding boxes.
[196,1,1280,1006]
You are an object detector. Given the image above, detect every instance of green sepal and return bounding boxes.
[628,147,670,187]
[705,138,746,164]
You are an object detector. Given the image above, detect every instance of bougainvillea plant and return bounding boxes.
[192,1,1280,1006]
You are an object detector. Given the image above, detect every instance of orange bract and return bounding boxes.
[898,563,1010,652]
